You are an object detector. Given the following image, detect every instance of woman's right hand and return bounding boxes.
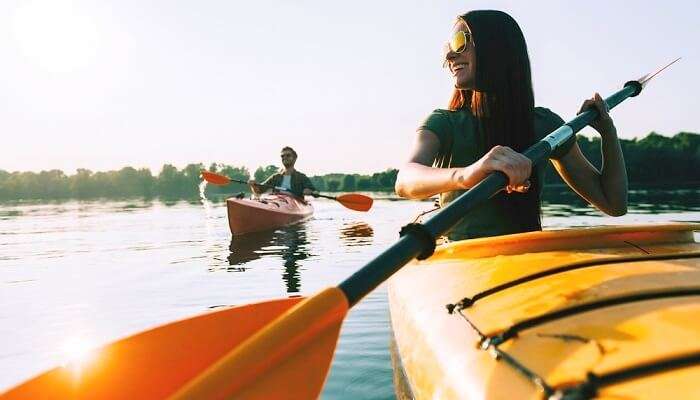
[465,145,532,193]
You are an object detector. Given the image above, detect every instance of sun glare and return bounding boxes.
[12,1,102,73]
[60,336,100,372]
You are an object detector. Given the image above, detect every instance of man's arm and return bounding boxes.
[302,175,317,196]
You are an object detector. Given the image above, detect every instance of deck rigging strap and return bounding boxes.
[483,287,700,347]
[449,252,700,309]
[449,291,700,399]
[554,352,700,400]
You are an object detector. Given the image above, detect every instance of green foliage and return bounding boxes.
[309,176,326,191]
[157,164,183,197]
[204,163,250,195]
[341,175,356,191]
[254,165,279,182]
[311,169,398,192]
[357,177,372,190]
[551,132,700,185]
[326,180,340,191]
[0,162,246,201]
[0,132,697,201]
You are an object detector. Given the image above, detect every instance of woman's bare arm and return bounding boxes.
[396,130,533,199]
[551,93,628,216]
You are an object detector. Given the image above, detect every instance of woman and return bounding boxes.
[395,10,628,240]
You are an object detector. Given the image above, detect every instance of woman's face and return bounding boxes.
[445,20,476,89]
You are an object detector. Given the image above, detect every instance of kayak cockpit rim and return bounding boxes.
[430,223,700,260]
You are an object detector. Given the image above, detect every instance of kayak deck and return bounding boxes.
[388,223,700,399]
[226,193,313,235]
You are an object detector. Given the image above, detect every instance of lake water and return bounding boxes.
[1,188,699,398]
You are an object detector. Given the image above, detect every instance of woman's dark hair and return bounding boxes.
[449,10,541,232]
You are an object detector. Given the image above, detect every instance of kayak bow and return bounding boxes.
[227,193,314,235]
[389,223,700,399]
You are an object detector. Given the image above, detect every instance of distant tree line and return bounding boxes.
[566,132,699,185]
[0,132,697,201]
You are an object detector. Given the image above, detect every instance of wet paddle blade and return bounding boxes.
[170,287,349,399]
[200,170,231,185]
[2,297,304,399]
[336,193,373,212]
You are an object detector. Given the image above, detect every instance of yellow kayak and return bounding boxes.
[389,223,700,399]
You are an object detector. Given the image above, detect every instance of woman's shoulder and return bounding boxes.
[423,108,459,122]
[534,106,564,124]
[431,107,475,116]
[534,106,566,136]
[419,108,474,146]
[420,108,473,132]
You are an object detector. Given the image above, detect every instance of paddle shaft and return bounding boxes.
[224,176,308,197]
[226,177,275,190]
[338,80,642,307]
[222,176,341,200]
[313,193,338,200]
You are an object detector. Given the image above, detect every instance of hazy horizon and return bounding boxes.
[2,0,699,176]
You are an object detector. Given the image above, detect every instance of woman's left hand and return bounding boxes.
[578,92,616,136]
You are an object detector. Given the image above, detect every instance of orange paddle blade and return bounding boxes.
[200,170,231,185]
[2,297,303,399]
[171,287,349,399]
[336,193,373,212]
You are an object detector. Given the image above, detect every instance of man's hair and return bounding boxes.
[281,146,297,158]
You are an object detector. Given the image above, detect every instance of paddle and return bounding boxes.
[201,170,374,212]
[2,61,676,400]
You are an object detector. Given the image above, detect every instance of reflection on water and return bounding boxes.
[0,210,23,219]
[160,199,181,207]
[225,221,375,292]
[339,222,374,247]
[226,230,276,266]
[227,224,313,293]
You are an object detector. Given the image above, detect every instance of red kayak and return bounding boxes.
[226,193,313,235]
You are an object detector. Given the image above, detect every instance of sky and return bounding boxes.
[1,0,698,176]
